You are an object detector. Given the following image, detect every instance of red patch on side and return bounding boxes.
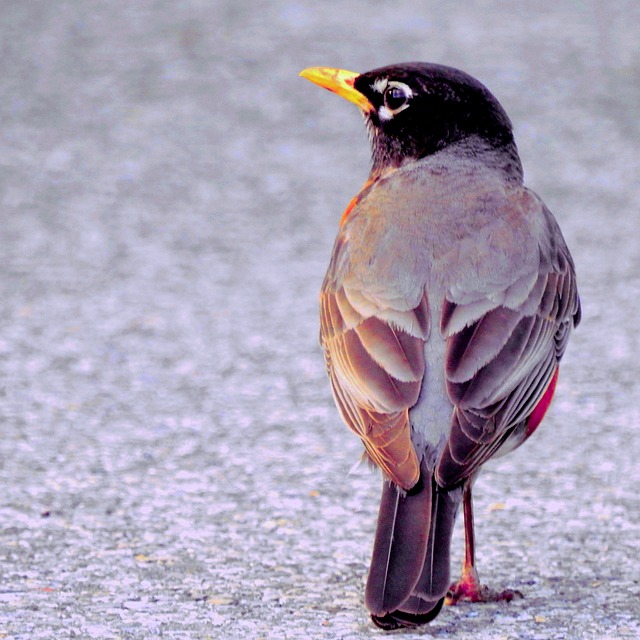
[340,178,375,225]
[340,195,360,225]
[525,366,559,439]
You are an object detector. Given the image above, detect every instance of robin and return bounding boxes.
[300,63,581,630]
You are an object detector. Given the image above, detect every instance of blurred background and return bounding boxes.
[1,1,638,638]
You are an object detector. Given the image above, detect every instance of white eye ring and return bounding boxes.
[376,81,412,121]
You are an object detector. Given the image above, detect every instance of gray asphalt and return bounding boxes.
[1,1,639,639]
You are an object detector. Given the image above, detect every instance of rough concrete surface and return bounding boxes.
[1,1,639,639]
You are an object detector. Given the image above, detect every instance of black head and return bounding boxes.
[352,62,517,171]
[301,62,520,176]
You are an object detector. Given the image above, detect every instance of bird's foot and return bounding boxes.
[445,567,523,605]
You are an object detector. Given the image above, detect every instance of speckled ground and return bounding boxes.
[1,1,639,639]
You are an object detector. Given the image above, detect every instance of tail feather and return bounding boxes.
[397,593,443,615]
[371,597,444,631]
[413,485,461,600]
[364,473,432,615]
[365,465,463,626]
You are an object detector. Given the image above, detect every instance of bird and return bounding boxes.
[300,62,581,630]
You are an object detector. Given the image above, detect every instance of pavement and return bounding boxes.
[1,1,639,639]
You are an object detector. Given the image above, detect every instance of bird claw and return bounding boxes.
[445,568,523,605]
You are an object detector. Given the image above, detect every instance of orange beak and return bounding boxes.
[299,67,373,112]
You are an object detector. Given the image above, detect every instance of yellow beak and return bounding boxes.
[299,67,373,112]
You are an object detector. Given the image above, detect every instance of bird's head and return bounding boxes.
[300,63,518,176]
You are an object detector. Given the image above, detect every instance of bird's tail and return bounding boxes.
[365,465,461,630]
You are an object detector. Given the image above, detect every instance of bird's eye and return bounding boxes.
[383,85,410,111]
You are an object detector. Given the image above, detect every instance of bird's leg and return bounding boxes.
[446,483,486,603]
[446,484,523,605]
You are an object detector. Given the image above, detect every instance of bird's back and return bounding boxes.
[324,145,553,465]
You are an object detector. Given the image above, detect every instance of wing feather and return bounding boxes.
[321,278,429,490]
[436,208,580,488]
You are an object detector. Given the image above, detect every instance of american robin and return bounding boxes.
[300,63,581,630]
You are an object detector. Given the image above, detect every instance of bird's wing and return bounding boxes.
[320,234,430,490]
[436,197,581,488]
